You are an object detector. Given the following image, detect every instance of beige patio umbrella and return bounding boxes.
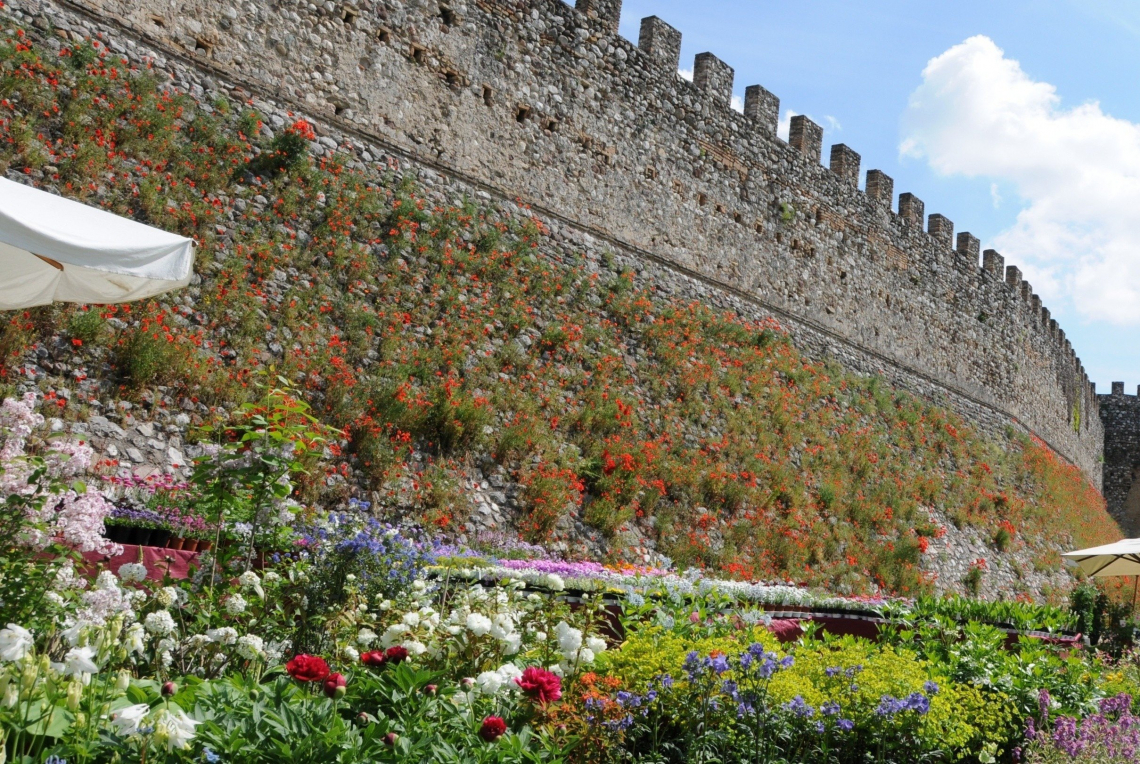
[0,177,195,309]
[1062,538,1140,607]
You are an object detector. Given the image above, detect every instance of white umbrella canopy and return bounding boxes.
[1061,539,1140,577]
[0,178,195,309]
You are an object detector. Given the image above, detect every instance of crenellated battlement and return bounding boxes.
[32,0,1102,486]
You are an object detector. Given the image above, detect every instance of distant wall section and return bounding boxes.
[1099,385,1140,532]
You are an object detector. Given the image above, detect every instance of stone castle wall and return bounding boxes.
[1099,385,1140,533]
[39,0,1103,485]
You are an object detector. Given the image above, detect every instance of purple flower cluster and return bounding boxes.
[108,505,165,526]
[495,558,608,578]
[1026,691,1139,761]
[471,530,554,560]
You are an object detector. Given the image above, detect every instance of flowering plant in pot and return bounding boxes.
[105,506,167,547]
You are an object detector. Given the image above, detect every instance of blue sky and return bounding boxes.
[606,1,1140,392]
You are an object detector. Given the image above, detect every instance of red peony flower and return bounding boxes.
[479,716,507,742]
[361,650,386,668]
[323,672,347,699]
[514,667,562,704]
[384,645,409,665]
[286,654,330,683]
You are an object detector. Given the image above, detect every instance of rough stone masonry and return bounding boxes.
[22,0,1117,500]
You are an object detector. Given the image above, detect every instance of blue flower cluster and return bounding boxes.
[298,511,438,599]
[875,692,932,716]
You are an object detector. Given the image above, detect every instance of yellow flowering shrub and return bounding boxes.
[596,626,781,690]
[765,640,929,717]
[925,683,1019,760]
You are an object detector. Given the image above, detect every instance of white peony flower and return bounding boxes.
[465,613,492,637]
[403,640,427,656]
[402,611,420,627]
[144,611,175,637]
[476,670,503,695]
[586,636,607,654]
[153,708,200,751]
[236,634,264,660]
[544,574,566,592]
[381,623,408,647]
[343,645,359,662]
[110,703,151,736]
[502,633,522,655]
[356,628,377,647]
[497,663,523,686]
[238,571,261,589]
[117,563,148,584]
[555,622,582,656]
[262,571,281,584]
[0,624,34,662]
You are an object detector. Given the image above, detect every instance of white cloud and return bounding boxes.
[901,35,1140,324]
[990,182,1002,208]
[824,115,842,132]
[731,94,744,114]
[678,67,693,82]
[776,109,798,141]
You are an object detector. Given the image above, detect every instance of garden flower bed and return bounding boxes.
[1,389,1139,763]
